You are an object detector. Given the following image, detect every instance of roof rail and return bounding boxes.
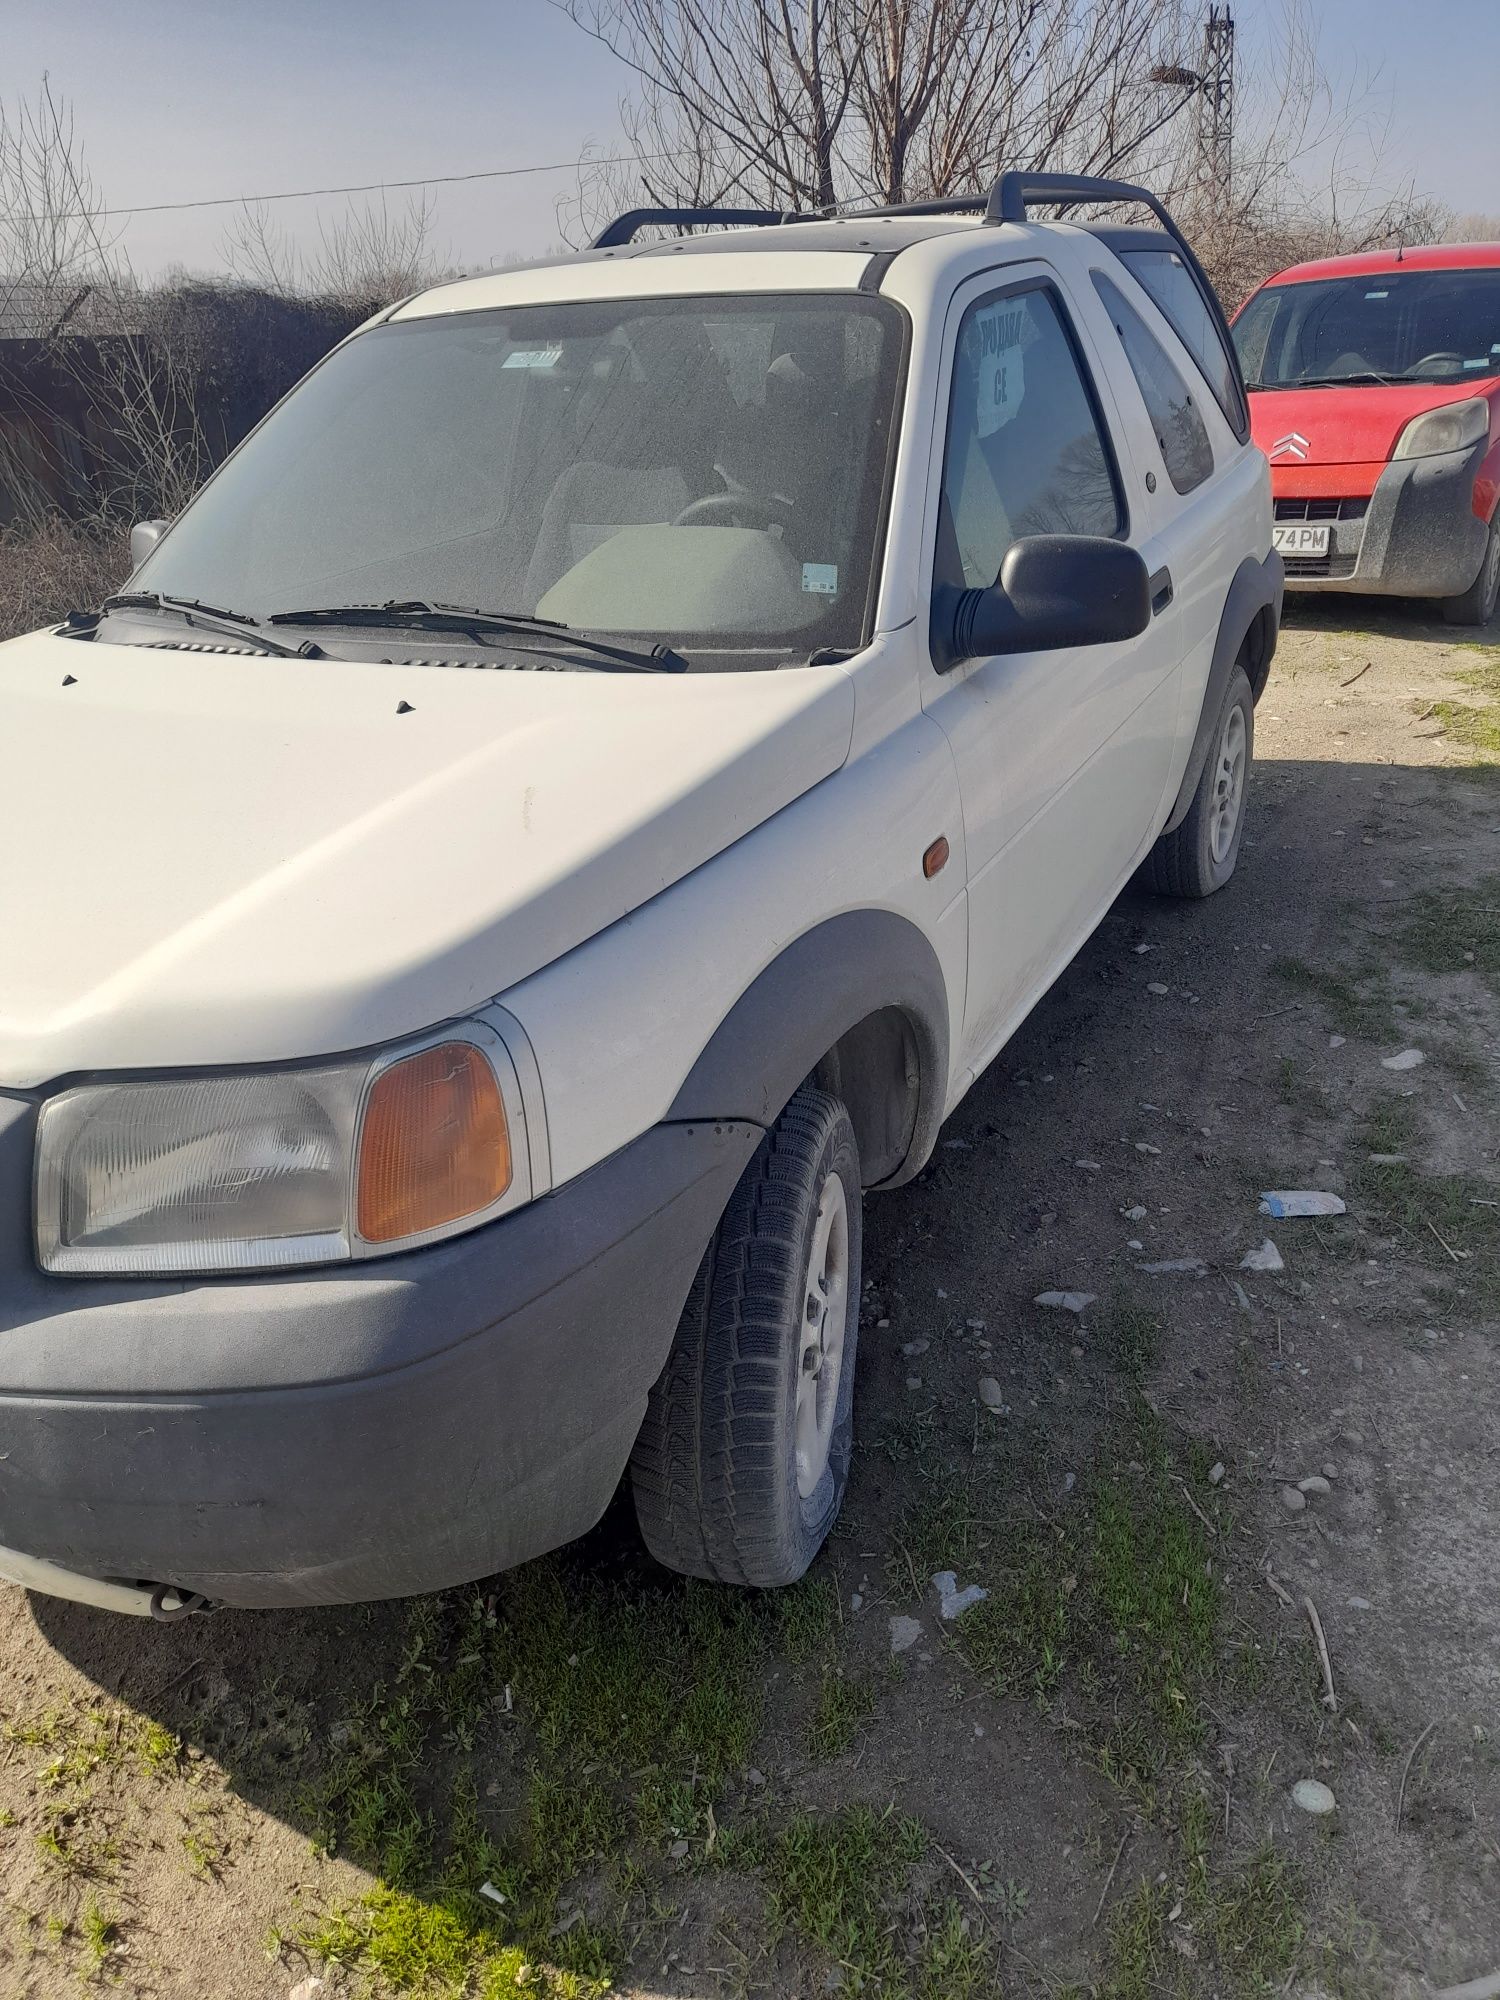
[592,206,803,248]
[843,194,988,219]
[987,170,1241,404]
[986,172,1219,312]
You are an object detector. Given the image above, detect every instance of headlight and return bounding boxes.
[34,1022,532,1275]
[1392,398,1490,461]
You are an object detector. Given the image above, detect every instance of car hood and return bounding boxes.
[0,630,854,1086]
[1249,378,1499,467]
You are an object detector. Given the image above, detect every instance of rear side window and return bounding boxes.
[1094,272,1214,496]
[937,282,1123,591]
[1122,246,1248,435]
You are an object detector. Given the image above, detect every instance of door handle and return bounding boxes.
[1149,567,1174,616]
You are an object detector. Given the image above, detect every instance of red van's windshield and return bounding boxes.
[1233,268,1500,389]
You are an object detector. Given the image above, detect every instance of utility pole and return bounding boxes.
[1196,4,1235,211]
[1150,4,1236,212]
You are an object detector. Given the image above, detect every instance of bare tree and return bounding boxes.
[1445,212,1500,245]
[222,191,449,305]
[555,0,1203,240]
[555,0,1439,310]
[0,79,208,530]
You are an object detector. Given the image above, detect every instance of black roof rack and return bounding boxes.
[589,175,1227,364]
[593,206,805,248]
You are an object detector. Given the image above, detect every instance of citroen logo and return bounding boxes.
[1270,432,1311,461]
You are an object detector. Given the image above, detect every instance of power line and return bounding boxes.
[2,152,664,225]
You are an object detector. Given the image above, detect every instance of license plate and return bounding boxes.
[1273,521,1331,558]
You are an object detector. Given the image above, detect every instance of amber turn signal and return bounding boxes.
[923,835,950,879]
[356,1041,511,1243]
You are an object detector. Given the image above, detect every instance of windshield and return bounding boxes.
[133,293,905,667]
[1232,268,1500,388]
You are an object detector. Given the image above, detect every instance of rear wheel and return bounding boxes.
[630,1084,861,1587]
[1143,663,1254,899]
[1441,515,1500,628]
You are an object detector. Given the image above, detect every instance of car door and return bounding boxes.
[1084,254,1261,785]
[919,263,1186,1080]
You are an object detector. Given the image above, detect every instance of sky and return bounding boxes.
[6,0,1498,281]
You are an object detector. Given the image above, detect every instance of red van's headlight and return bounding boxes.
[1392,398,1489,461]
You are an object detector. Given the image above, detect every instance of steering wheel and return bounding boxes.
[1412,352,1464,375]
[673,491,792,531]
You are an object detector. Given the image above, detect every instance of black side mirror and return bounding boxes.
[934,533,1152,670]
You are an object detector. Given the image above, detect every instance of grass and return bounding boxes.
[1079,1843,1303,2000]
[1423,647,1500,762]
[808,1668,876,1759]
[80,1899,117,1977]
[296,1563,790,1994]
[953,1431,1222,1797]
[765,1806,997,1995]
[303,1887,600,1999]
[1396,874,1500,991]
[902,1307,1225,1806]
[1347,1100,1500,1306]
[1270,954,1397,1042]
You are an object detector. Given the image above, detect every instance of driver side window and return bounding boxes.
[937,282,1124,591]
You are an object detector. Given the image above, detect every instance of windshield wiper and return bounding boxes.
[1287,371,1397,388]
[267,600,687,673]
[92,591,303,658]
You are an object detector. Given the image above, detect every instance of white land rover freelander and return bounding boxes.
[0,175,1280,1617]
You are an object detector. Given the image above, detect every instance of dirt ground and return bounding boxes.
[3,599,1499,2000]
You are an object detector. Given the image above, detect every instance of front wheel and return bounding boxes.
[1441,515,1500,628]
[630,1084,862,1587]
[1142,663,1254,900]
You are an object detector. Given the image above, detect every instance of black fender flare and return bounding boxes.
[1162,549,1284,837]
[666,909,952,1190]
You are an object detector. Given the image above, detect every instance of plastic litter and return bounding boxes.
[1034,1290,1095,1312]
[1241,1239,1284,1271]
[1260,1191,1346,1219]
[931,1570,989,1621]
[1381,1048,1425,1071]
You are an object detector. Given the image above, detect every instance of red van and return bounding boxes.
[1231,244,1500,624]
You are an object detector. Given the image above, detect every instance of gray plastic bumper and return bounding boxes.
[1290,443,1489,598]
[0,1093,759,1608]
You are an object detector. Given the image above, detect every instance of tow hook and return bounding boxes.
[149,1585,211,1622]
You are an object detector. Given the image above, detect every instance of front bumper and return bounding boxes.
[1278,442,1489,598]
[0,1089,759,1608]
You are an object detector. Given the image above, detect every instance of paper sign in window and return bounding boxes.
[970,300,1031,438]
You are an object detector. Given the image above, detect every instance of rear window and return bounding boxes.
[1094,273,1214,495]
[1122,247,1248,435]
[1232,268,1500,389]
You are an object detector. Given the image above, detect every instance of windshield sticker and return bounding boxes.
[502,347,563,369]
[970,300,1029,437]
[802,562,839,596]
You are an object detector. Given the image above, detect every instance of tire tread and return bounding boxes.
[631,1087,857,1587]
